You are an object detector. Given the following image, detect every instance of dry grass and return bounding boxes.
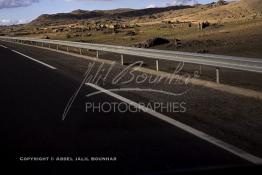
[1,0,262,58]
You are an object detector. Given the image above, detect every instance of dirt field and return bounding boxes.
[1,1,262,58]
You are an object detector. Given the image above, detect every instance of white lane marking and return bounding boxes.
[0,45,7,49]
[12,50,56,70]
[86,82,262,165]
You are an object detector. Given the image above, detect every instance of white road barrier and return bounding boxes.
[1,36,262,83]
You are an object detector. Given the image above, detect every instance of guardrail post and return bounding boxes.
[80,48,82,55]
[96,50,99,59]
[57,44,59,51]
[156,60,159,71]
[67,46,69,52]
[121,54,124,66]
[200,65,202,75]
[216,68,220,84]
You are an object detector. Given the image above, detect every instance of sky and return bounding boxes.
[0,0,214,25]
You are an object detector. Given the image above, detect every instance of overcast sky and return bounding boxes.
[0,0,213,25]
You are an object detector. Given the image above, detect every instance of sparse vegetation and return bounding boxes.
[66,33,71,39]
[134,37,170,48]
[1,0,262,58]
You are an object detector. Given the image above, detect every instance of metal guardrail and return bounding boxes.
[1,36,262,83]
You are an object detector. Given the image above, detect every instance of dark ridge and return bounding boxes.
[30,5,193,26]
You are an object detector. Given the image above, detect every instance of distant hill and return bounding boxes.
[155,0,262,24]
[28,0,262,27]
[30,6,192,26]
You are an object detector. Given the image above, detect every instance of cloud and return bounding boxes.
[0,0,39,9]
[167,0,198,6]
[0,19,29,26]
[65,0,113,1]
[146,4,156,8]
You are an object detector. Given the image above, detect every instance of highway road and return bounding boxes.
[0,43,261,174]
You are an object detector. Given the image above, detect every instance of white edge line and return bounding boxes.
[0,45,8,49]
[86,82,262,165]
[11,50,56,70]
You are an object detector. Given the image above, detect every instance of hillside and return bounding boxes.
[243,0,262,11]
[141,0,262,24]
[1,0,262,58]
[30,6,191,26]
[29,0,262,27]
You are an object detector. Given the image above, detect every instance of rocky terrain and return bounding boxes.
[1,0,262,58]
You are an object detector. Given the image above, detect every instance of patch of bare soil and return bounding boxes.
[242,0,262,12]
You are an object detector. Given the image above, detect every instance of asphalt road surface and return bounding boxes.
[0,44,261,174]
